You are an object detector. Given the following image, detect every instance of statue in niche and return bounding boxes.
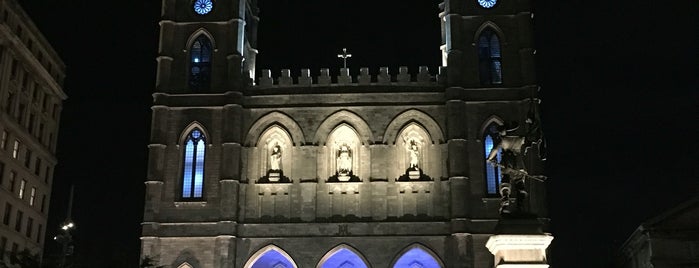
[486,121,547,216]
[408,139,420,170]
[260,142,290,183]
[337,144,352,174]
[269,143,282,171]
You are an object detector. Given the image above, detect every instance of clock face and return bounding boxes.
[193,0,213,15]
[478,0,497,8]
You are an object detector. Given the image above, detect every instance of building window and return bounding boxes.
[18,179,26,199]
[392,246,442,268]
[25,217,33,238]
[18,103,25,121]
[38,123,44,140]
[36,224,42,243]
[42,96,49,113]
[12,139,20,158]
[2,203,11,225]
[189,35,212,91]
[24,149,31,168]
[0,162,4,185]
[1,130,7,150]
[10,243,17,261]
[182,129,206,199]
[44,166,50,184]
[478,29,503,85]
[34,158,41,175]
[0,237,6,260]
[14,210,22,232]
[40,195,46,213]
[5,92,14,114]
[28,113,35,133]
[484,122,502,195]
[8,171,16,192]
[53,104,59,119]
[10,59,18,79]
[29,187,36,206]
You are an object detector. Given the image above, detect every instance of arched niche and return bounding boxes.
[245,111,305,146]
[383,109,444,145]
[396,123,431,173]
[326,124,362,181]
[256,125,294,181]
[314,110,373,145]
[390,244,444,268]
[244,245,298,268]
[316,244,370,268]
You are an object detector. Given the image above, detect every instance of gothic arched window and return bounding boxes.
[392,246,443,268]
[478,29,502,85]
[484,122,502,195]
[244,245,297,268]
[189,35,212,91]
[318,246,369,268]
[182,129,206,199]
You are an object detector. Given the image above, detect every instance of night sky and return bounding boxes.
[15,0,698,267]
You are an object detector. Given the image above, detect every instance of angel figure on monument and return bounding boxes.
[486,122,529,215]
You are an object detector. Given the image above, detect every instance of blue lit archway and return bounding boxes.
[244,245,297,268]
[391,244,443,268]
[317,244,369,268]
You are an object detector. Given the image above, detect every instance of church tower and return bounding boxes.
[141,0,551,267]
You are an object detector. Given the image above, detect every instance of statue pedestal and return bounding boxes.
[486,218,553,268]
[337,174,351,182]
[268,172,281,182]
[408,170,421,180]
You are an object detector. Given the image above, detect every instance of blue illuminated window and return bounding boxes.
[320,248,368,268]
[250,248,295,268]
[189,35,212,91]
[478,29,502,85]
[484,123,502,195]
[182,129,206,199]
[393,247,442,268]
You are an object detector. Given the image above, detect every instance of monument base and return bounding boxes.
[268,172,280,182]
[487,218,553,268]
[408,170,421,180]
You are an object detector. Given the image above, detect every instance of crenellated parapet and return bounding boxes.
[256,66,447,87]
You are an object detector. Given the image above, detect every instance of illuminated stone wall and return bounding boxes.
[142,0,549,267]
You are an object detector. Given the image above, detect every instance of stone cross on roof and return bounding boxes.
[337,48,352,68]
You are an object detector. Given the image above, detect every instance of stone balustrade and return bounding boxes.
[256,66,446,87]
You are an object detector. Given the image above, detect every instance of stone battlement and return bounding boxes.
[255,66,446,87]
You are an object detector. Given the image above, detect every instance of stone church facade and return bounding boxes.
[140,0,551,267]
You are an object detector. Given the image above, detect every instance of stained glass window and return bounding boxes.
[189,36,212,91]
[249,248,295,268]
[182,129,206,199]
[193,0,213,15]
[478,29,503,85]
[393,247,442,268]
[320,248,368,268]
[484,123,502,195]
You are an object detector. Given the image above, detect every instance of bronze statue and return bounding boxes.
[486,120,547,216]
